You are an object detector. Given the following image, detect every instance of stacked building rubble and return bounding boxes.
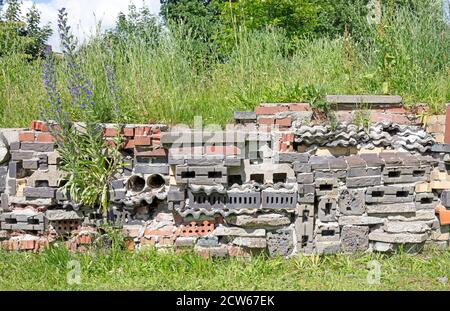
[0,95,449,257]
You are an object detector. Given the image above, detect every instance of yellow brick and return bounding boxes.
[415,182,432,193]
[431,169,449,181]
[433,133,445,144]
[358,147,384,154]
[431,181,450,190]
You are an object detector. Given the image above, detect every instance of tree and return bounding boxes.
[25,4,52,57]
[4,0,21,22]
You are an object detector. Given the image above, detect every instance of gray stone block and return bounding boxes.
[338,216,385,226]
[383,221,430,234]
[1,193,9,211]
[214,225,265,237]
[196,236,219,247]
[20,142,54,152]
[7,178,16,196]
[339,189,365,215]
[347,167,381,177]
[293,162,311,173]
[309,156,330,170]
[365,186,414,204]
[314,241,341,254]
[366,203,416,215]
[441,190,450,208]
[134,164,169,175]
[415,192,438,210]
[314,169,347,179]
[23,186,56,198]
[298,184,315,204]
[11,151,34,161]
[9,141,20,151]
[341,225,369,253]
[368,231,428,243]
[346,176,381,188]
[315,178,338,196]
[175,237,198,247]
[276,152,309,164]
[232,237,267,248]
[168,187,185,201]
[111,179,125,190]
[22,158,39,170]
[109,189,126,201]
[233,111,257,121]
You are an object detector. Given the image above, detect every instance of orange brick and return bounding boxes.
[288,103,311,112]
[258,117,275,125]
[103,127,120,137]
[281,133,294,143]
[36,132,54,143]
[436,206,450,225]
[19,131,35,142]
[29,120,49,132]
[123,139,135,149]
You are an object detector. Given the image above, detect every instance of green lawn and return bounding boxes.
[0,245,448,291]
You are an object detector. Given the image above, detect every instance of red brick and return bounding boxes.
[258,117,275,125]
[255,105,289,115]
[275,117,292,127]
[123,139,135,149]
[103,127,120,137]
[136,147,168,157]
[445,104,450,144]
[370,112,415,125]
[281,133,294,143]
[385,107,407,114]
[19,131,35,142]
[178,221,215,237]
[105,139,117,147]
[29,120,49,132]
[135,126,152,136]
[36,132,54,143]
[134,136,152,146]
[288,103,311,112]
[123,127,135,137]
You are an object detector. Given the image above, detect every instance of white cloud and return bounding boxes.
[19,0,161,51]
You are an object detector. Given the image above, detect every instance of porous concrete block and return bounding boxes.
[339,189,365,215]
[232,237,267,249]
[293,162,311,173]
[228,213,291,228]
[315,221,340,242]
[368,231,429,243]
[267,228,293,256]
[341,225,369,253]
[318,195,338,222]
[20,142,54,152]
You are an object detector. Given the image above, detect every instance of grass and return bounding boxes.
[0,246,449,290]
[0,0,449,128]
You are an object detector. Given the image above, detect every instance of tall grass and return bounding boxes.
[0,0,449,128]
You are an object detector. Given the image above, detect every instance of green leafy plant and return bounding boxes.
[353,103,372,131]
[42,8,124,215]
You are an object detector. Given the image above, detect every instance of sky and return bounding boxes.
[9,0,162,51]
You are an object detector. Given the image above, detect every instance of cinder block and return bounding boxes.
[365,186,414,204]
[318,195,338,222]
[315,178,338,196]
[276,152,309,164]
[267,228,294,256]
[20,142,54,152]
[227,191,261,209]
[188,190,226,209]
[23,186,56,198]
[441,190,450,208]
[176,165,227,184]
[382,166,431,184]
[298,184,315,203]
[11,151,34,161]
[293,162,311,173]
[261,190,297,209]
[167,187,185,202]
[415,192,438,210]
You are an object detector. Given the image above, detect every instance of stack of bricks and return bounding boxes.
[0,95,449,255]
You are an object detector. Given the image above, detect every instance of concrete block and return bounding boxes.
[382,166,430,184]
[366,203,416,215]
[338,216,385,226]
[315,178,338,196]
[11,151,34,161]
[339,189,365,215]
[267,228,294,256]
[188,190,226,209]
[346,176,381,188]
[415,192,438,210]
[368,231,428,243]
[441,190,450,208]
[314,241,341,254]
[1,193,9,211]
[315,221,340,242]
[23,186,56,198]
[383,221,430,234]
[276,152,309,164]
[167,187,185,202]
[22,158,39,170]
[111,179,125,190]
[228,213,291,228]
[134,164,169,175]
[109,189,126,201]
[20,142,54,152]
[298,184,315,204]
[341,225,369,253]
[7,178,16,196]
[318,195,338,222]
[365,186,414,204]
[214,225,265,237]
[27,165,65,187]
[293,162,311,173]
[232,237,267,248]
[314,169,347,179]
[175,237,198,247]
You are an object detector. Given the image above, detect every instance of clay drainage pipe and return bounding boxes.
[147,174,165,189]
[127,175,146,193]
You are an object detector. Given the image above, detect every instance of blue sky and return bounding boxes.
[14,0,161,50]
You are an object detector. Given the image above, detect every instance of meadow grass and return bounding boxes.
[0,246,448,291]
[0,1,449,128]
